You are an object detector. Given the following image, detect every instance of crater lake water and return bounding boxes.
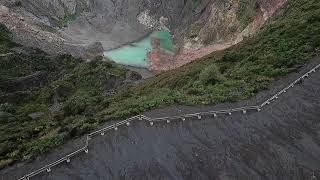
[104,31,175,68]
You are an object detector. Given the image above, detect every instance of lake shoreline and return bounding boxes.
[103,31,154,52]
[104,31,174,69]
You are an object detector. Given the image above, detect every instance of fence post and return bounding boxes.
[18,63,320,180]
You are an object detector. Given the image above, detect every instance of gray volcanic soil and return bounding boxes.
[0,0,205,56]
[1,57,320,180]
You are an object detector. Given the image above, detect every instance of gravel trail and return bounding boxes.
[1,56,320,180]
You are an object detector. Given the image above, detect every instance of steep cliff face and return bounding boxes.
[150,0,288,72]
[0,0,194,57]
[0,0,286,63]
[194,0,288,44]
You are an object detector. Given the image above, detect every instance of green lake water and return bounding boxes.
[104,31,175,68]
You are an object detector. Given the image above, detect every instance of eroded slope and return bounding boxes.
[0,0,286,62]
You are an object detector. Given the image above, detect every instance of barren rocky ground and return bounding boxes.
[1,57,320,180]
[0,0,286,69]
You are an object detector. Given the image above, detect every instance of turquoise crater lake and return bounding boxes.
[103,31,175,68]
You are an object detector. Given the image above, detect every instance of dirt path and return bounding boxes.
[1,56,320,180]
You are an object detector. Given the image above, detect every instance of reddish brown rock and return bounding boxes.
[149,0,288,73]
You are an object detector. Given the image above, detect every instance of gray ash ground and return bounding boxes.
[1,57,320,180]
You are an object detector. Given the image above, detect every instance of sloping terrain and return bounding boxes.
[1,56,320,180]
[0,24,141,170]
[101,0,320,121]
[0,0,286,61]
[0,0,319,175]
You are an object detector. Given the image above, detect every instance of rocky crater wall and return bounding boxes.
[0,0,286,63]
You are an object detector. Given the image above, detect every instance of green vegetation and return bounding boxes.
[237,0,257,28]
[0,24,129,168]
[100,0,320,117]
[199,64,226,85]
[59,8,75,27]
[189,23,201,38]
[0,24,14,54]
[0,0,319,169]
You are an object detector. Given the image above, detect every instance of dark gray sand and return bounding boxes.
[1,57,320,180]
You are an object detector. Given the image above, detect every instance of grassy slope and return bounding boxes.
[100,0,320,119]
[0,0,319,169]
[0,26,128,168]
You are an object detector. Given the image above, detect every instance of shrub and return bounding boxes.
[0,159,13,169]
[63,90,99,115]
[199,64,226,85]
[23,134,66,158]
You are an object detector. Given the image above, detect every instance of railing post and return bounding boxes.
[19,63,320,180]
[85,136,90,148]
